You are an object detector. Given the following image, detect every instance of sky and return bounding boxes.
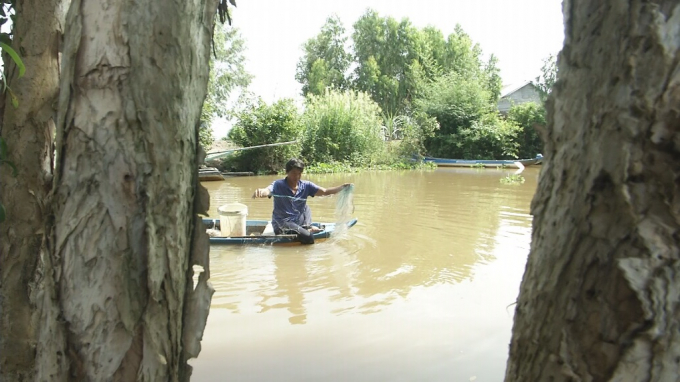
[213,0,565,137]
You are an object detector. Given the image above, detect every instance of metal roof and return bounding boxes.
[500,81,537,98]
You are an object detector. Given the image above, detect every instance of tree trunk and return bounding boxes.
[36,0,217,380]
[0,0,66,380]
[506,1,680,381]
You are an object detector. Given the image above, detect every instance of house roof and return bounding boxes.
[500,81,538,98]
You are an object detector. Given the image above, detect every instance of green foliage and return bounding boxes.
[300,158,435,174]
[386,112,439,158]
[293,11,502,165]
[198,122,214,149]
[302,161,357,174]
[507,102,546,158]
[453,115,522,159]
[200,24,252,149]
[305,59,331,96]
[535,54,557,102]
[381,113,406,141]
[441,25,484,76]
[300,89,385,166]
[227,97,302,173]
[199,98,217,148]
[484,54,503,102]
[417,72,493,135]
[0,42,23,78]
[416,72,501,158]
[0,40,23,109]
[295,15,352,97]
[500,174,525,184]
[351,10,424,116]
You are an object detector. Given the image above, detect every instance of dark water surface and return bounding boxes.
[190,167,539,382]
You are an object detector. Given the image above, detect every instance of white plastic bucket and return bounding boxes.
[217,203,248,237]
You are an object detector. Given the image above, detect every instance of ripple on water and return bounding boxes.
[193,169,538,382]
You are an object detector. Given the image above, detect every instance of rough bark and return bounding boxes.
[0,0,66,380]
[36,0,217,380]
[506,1,680,381]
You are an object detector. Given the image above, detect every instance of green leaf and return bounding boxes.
[0,42,25,78]
[0,202,5,222]
[228,0,236,6]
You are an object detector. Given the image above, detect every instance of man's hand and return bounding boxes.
[316,183,354,197]
[252,188,269,198]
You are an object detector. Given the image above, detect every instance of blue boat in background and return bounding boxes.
[203,218,358,245]
[423,154,543,169]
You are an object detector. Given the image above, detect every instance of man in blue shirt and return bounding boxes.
[252,158,351,244]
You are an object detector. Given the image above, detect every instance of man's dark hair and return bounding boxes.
[285,158,305,173]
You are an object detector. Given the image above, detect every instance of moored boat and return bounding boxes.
[422,154,543,169]
[199,167,224,181]
[203,218,358,245]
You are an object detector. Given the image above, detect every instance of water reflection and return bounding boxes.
[260,253,308,324]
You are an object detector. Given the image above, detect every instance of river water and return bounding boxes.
[190,167,539,382]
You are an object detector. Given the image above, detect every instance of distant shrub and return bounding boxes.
[454,114,522,159]
[507,102,546,158]
[227,97,302,173]
[300,89,385,166]
[417,72,496,157]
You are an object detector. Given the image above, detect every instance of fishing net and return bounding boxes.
[333,184,355,236]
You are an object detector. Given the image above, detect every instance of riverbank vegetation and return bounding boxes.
[200,24,252,149]
[210,10,554,174]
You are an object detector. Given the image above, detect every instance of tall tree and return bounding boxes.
[506,1,680,381]
[295,14,351,97]
[483,54,502,102]
[8,0,219,379]
[351,10,422,116]
[534,54,557,102]
[441,25,483,76]
[0,0,66,380]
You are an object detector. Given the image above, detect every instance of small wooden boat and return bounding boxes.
[222,171,254,177]
[423,155,543,169]
[198,167,224,181]
[203,218,358,245]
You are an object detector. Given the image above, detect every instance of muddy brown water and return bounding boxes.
[190,167,539,381]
